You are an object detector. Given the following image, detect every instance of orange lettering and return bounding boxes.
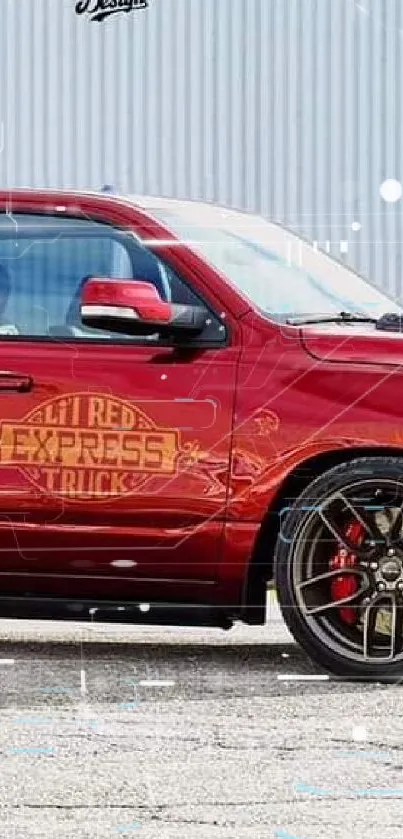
[121,405,135,431]
[11,429,30,462]
[61,469,77,496]
[94,470,110,497]
[102,433,119,466]
[74,470,85,495]
[41,467,58,492]
[71,396,80,427]
[56,432,77,465]
[121,433,142,468]
[31,428,57,463]
[44,403,60,425]
[77,432,100,465]
[88,397,106,428]
[145,433,177,472]
[144,434,163,469]
[110,471,128,495]
[87,470,96,496]
[105,400,120,428]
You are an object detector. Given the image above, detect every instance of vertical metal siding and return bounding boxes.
[0,0,402,296]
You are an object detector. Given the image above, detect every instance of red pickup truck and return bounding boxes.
[0,188,402,680]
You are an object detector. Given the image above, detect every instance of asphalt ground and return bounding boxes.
[0,596,402,839]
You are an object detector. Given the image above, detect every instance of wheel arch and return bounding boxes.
[242,445,403,622]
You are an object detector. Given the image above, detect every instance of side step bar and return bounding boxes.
[0,597,234,630]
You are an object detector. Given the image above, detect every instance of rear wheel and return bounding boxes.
[274,457,403,680]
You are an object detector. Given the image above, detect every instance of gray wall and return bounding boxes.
[0,0,402,296]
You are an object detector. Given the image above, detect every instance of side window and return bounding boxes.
[0,213,225,342]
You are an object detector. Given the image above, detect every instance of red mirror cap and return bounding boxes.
[81,278,172,323]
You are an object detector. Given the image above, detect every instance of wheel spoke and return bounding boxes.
[389,506,403,543]
[317,508,356,550]
[337,493,385,543]
[318,508,373,557]
[318,494,385,557]
[363,598,381,659]
[363,595,403,661]
[390,599,403,659]
[297,567,368,616]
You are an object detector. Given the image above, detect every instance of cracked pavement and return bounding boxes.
[0,601,402,838]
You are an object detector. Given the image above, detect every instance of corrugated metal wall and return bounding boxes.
[0,0,402,296]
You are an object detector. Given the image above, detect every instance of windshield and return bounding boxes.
[151,206,402,320]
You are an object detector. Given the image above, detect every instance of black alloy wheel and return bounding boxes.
[274,457,403,680]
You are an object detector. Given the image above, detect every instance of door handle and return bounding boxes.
[0,372,33,393]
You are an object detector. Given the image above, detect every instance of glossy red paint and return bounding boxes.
[82,278,173,324]
[0,189,402,621]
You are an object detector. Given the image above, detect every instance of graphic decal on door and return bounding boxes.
[0,392,181,501]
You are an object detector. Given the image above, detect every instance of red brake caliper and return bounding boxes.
[329,520,364,625]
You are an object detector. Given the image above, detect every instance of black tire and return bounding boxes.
[274,456,403,681]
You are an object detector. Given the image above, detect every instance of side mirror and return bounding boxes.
[80,278,208,338]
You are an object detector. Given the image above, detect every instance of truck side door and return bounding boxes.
[0,209,240,602]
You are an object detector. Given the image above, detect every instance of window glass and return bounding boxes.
[0,214,215,340]
[151,207,403,319]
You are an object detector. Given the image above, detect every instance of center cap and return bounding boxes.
[381,559,401,582]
